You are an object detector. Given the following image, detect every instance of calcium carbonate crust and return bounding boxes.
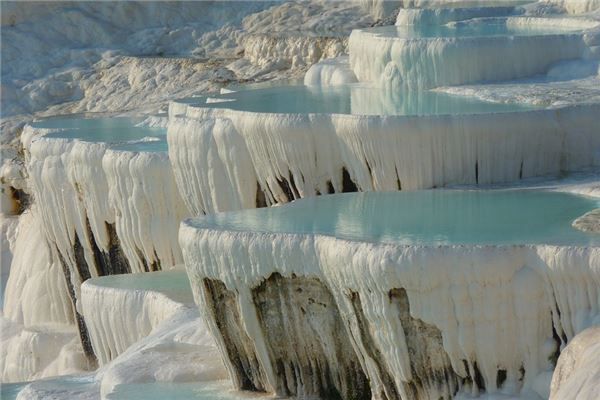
[168,101,600,216]
[180,221,600,399]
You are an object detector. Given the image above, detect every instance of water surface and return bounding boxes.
[107,381,270,400]
[32,116,166,148]
[87,270,192,304]
[190,84,536,116]
[192,190,600,246]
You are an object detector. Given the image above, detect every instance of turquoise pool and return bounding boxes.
[191,190,600,246]
[88,270,192,304]
[188,83,536,116]
[31,116,166,149]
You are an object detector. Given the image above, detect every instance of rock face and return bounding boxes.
[180,217,600,399]
[80,270,193,365]
[169,102,600,216]
[252,274,371,399]
[550,327,600,400]
[349,19,590,90]
[573,208,600,233]
[20,122,188,363]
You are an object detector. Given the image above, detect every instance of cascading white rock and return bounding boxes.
[80,270,193,365]
[357,0,401,20]
[0,206,88,383]
[22,123,188,361]
[349,20,589,89]
[0,214,19,307]
[103,149,188,273]
[169,101,600,216]
[550,327,600,400]
[180,221,600,399]
[23,124,187,279]
[304,56,358,86]
[167,117,260,215]
[3,207,73,327]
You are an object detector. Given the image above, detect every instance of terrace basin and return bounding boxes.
[180,189,600,399]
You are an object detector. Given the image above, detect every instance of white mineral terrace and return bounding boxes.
[169,84,600,215]
[81,270,194,365]
[180,189,600,399]
[3,0,600,398]
[349,16,599,89]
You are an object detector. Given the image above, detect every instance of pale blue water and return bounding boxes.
[88,270,193,304]
[32,116,166,149]
[30,116,146,130]
[360,19,582,39]
[191,84,535,116]
[0,381,27,400]
[106,381,270,400]
[0,375,97,400]
[111,138,168,153]
[192,190,600,246]
[1,379,273,400]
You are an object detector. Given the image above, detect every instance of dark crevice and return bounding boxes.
[349,291,399,400]
[496,369,507,389]
[472,362,486,392]
[519,160,524,180]
[55,246,97,366]
[552,300,568,345]
[342,167,358,193]
[73,233,92,282]
[326,180,335,194]
[288,172,301,199]
[202,278,267,392]
[252,273,370,400]
[276,176,295,203]
[255,182,268,208]
[105,223,132,274]
[365,160,373,183]
[550,314,563,366]
[7,186,30,214]
[395,167,402,191]
[388,288,459,399]
[137,247,150,272]
[87,220,131,276]
[519,365,526,383]
[475,160,479,185]
[149,250,161,272]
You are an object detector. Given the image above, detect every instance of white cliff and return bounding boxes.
[349,18,595,90]
[180,190,600,399]
[81,270,194,365]
[169,100,600,215]
[550,327,600,400]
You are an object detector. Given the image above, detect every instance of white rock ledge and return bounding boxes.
[168,101,600,215]
[180,220,600,399]
[349,17,597,89]
[81,270,193,365]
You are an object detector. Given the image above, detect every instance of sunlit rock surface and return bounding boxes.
[550,327,600,400]
[3,0,600,397]
[181,190,600,399]
[349,17,596,89]
[20,116,187,363]
[169,85,599,216]
[81,270,193,365]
